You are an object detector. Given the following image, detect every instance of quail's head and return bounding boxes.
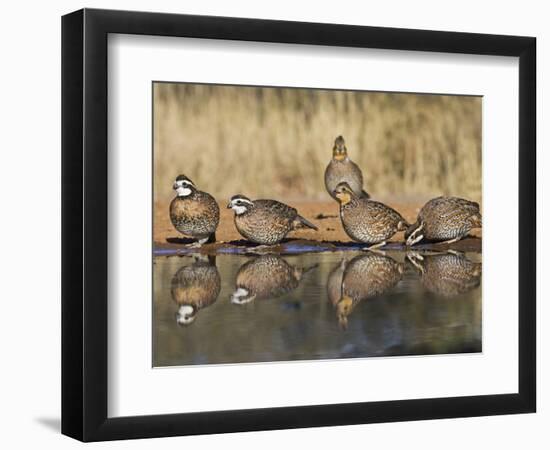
[230,287,256,305]
[336,295,354,330]
[227,194,254,215]
[332,135,348,161]
[175,304,197,326]
[333,182,354,205]
[173,174,196,197]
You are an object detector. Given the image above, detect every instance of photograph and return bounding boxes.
[0,0,541,446]
[152,82,483,367]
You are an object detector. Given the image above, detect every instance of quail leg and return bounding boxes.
[406,223,424,246]
[406,251,425,274]
[439,236,461,246]
[363,241,387,254]
[407,251,424,261]
[406,233,424,246]
[187,236,210,248]
[446,249,464,256]
[366,241,386,250]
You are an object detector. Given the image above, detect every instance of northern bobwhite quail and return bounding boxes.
[170,255,221,325]
[227,195,318,245]
[405,196,482,246]
[230,254,317,305]
[324,135,370,200]
[406,251,481,297]
[169,174,220,246]
[333,182,409,249]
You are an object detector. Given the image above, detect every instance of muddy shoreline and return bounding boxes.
[154,200,482,256]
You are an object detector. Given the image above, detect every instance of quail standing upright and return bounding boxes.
[324,135,369,200]
[405,196,482,246]
[333,182,409,249]
[227,195,318,245]
[169,174,220,247]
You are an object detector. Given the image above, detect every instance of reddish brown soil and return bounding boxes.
[154,200,482,255]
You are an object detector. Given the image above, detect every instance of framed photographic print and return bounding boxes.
[61,8,536,441]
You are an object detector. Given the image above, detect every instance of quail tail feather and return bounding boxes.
[471,212,482,228]
[293,215,318,231]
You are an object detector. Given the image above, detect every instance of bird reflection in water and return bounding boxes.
[406,250,481,297]
[170,255,221,325]
[326,257,347,308]
[332,253,404,329]
[231,254,317,305]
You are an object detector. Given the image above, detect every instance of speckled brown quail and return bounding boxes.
[333,182,409,249]
[169,174,220,247]
[170,256,221,325]
[406,251,481,297]
[335,253,404,329]
[230,255,317,305]
[227,195,318,245]
[405,196,482,246]
[324,135,369,200]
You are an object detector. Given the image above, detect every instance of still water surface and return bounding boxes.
[153,251,481,367]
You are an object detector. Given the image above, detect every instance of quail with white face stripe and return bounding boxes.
[227,194,318,245]
[169,174,220,247]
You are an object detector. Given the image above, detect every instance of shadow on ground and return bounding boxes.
[35,417,60,433]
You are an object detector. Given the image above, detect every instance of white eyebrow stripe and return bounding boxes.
[234,198,253,205]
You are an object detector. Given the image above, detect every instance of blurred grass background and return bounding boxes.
[153,83,481,203]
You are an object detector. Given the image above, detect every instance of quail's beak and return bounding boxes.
[333,145,347,160]
[334,190,346,202]
[173,182,179,190]
[226,202,233,209]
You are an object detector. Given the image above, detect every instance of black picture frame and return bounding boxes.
[62,8,536,442]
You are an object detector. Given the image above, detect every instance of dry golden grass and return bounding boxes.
[153,83,481,204]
